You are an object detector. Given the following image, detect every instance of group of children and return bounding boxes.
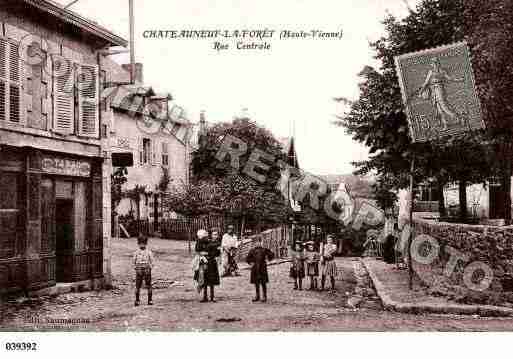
[290,234,338,292]
[132,232,339,306]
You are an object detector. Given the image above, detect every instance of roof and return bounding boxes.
[278,136,299,168]
[20,0,128,47]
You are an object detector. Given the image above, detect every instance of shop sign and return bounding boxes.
[41,157,91,177]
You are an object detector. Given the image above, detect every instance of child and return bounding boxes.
[246,236,275,302]
[133,235,154,306]
[304,241,320,290]
[290,241,305,290]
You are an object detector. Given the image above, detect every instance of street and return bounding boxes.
[1,238,513,331]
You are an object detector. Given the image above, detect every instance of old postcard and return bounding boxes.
[0,0,512,357]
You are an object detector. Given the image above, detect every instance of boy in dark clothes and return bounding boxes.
[246,236,275,303]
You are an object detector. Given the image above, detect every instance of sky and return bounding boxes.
[55,0,418,175]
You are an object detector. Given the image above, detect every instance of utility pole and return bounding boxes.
[129,0,135,84]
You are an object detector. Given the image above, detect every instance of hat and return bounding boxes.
[197,229,208,239]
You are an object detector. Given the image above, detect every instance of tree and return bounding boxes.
[464,0,513,223]
[165,116,290,230]
[335,0,497,221]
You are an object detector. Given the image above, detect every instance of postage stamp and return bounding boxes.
[395,42,485,142]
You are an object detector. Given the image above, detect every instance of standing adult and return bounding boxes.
[195,229,221,302]
[221,224,240,277]
[320,234,338,292]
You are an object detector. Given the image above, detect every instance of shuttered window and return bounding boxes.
[0,37,22,124]
[138,137,143,165]
[77,63,99,138]
[162,142,169,166]
[152,140,157,165]
[52,55,74,134]
[142,138,151,164]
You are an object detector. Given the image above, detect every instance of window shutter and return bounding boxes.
[52,56,74,134]
[8,40,21,124]
[138,137,143,165]
[0,37,22,124]
[77,63,99,138]
[152,140,157,165]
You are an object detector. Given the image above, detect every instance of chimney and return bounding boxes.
[122,63,144,84]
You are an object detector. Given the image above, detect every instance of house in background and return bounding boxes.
[318,174,375,199]
[399,178,513,226]
[101,61,191,236]
[0,0,126,294]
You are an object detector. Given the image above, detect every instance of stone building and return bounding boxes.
[101,61,191,236]
[0,0,126,294]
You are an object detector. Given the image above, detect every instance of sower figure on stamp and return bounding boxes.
[416,58,465,130]
[133,235,154,306]
[246,236,274,303]
[221,224,240,277]
[195,229,221,302]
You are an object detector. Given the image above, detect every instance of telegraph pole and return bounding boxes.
[129,0,135,84]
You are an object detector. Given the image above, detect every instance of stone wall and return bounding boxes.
[412,216,513,306]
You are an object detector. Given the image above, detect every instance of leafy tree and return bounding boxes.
[165,116,290,230]
[464,0,513,223]
[335,0,497,220]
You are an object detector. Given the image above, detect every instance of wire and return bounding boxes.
[64,0,81,9]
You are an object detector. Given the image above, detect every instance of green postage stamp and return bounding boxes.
[395,41,484,142]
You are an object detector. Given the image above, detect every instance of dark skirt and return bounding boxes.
[290,260,305,279]
[306,262,319,276]
[250,263,269,284]
[204,258,220,286]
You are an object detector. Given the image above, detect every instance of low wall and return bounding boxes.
[412,215,513,306]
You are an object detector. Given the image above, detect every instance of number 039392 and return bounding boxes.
[5,342,38,351]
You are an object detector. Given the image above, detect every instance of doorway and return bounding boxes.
[55,198,74,282]
[489,184,506,219]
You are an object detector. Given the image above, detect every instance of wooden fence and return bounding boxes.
[118,215,227,240]
[160,216,226,241]
[236,226,290,261]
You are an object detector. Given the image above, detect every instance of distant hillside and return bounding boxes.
[318,174,376,199]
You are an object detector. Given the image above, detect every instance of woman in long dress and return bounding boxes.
[417,58,465,130]
[320,235,338,292]
[195,229,221,302]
